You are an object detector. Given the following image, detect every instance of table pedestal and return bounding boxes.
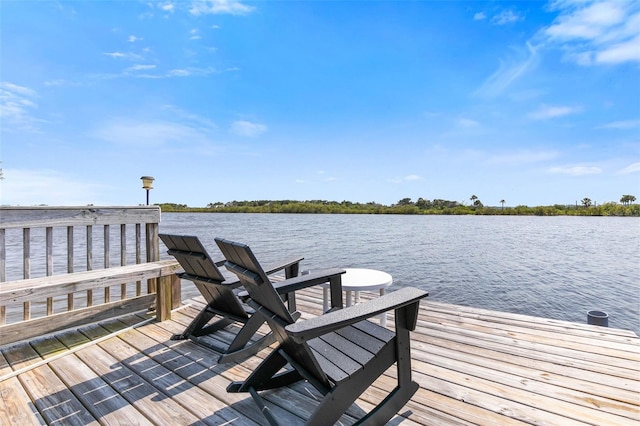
[321,268,392,326]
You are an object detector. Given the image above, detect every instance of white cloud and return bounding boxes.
[492,10,523,25]
[101,65,217,79]
[597,119,640,129]
[104,51,143,61]
[92,119,210,147]
[474,42,539,97]
[0,82,42,132]
[388,175,423,184]
[528,104,582,120]
[457,118,479,128]
[127,64,157,71]
[1,82,35,97]
[0,169,109,206]
[128,35,142,42]
[596,34,640,64]
[168,69,191,77]
[548,165,602,175]
[167,67,216,77]
[474,12,486,21]
[160,2,175,12]
[160,104,218,131]
[618,162,640,174]
[44,79,80,87]
[189,0,255,15]
[230,120,267,137]
[490,150,559,165]
[541,0,640,65]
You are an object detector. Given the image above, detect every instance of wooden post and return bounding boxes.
[171,273,181,310]
[156,274,173,321]
[145,222,159,294]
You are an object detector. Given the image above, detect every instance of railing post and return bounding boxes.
[171,273,181,310]
[145,222,159,294]
[156,274,172,321]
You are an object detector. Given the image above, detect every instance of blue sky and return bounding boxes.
[1,0,639,207]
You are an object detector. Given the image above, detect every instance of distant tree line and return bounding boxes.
[157,194,639,216]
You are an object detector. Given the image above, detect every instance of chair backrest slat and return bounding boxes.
[160,234,226,282]
[216,238,294,323]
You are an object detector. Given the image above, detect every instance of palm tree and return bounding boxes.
[620,195,636,206]
[582,197,592,208]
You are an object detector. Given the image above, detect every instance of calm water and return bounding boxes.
[160,213,640,334]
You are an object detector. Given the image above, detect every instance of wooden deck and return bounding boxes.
[1,286,638,425]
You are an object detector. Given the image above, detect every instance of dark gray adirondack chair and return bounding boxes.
[159,234,305,363]
[215,237,429,425]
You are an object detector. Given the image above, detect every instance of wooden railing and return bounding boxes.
[0,206,181,346]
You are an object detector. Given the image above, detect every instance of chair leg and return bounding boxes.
[192,317,235,337]
[171,306,220,340]
[354,381,418,425]
[218,332,276,364]
[217,312,274,363]
[225,312,267,353]
[227,349,287,393]
[355,323,418,424]
[248,387,279,426]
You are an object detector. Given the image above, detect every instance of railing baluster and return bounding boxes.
[23,228,30,320]
[46,227,53,315]
[121,224,127,300]
[136,223,142,296]
[67,226,74,311]
[86,225,93,307]
[104,224,110,303]
[0,229,5,282]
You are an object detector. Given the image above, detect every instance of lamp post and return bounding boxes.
[140,176,155,205]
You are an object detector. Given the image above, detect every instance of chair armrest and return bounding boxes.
[213,255,303,286]
[237,268,345,300]
[263,256,305,278]
[178,272,242,289]
[271,268,345,294]
[285,287,428,343]
[222,256,304,276]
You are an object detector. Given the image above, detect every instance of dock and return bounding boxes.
[1,286,638,425]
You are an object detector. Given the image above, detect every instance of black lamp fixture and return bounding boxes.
[140,176,155,205]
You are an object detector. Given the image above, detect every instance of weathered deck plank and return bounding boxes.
[0,352,44,425]
[55,328,206,426]
[0,286,638,425]
[2,343,100,425]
